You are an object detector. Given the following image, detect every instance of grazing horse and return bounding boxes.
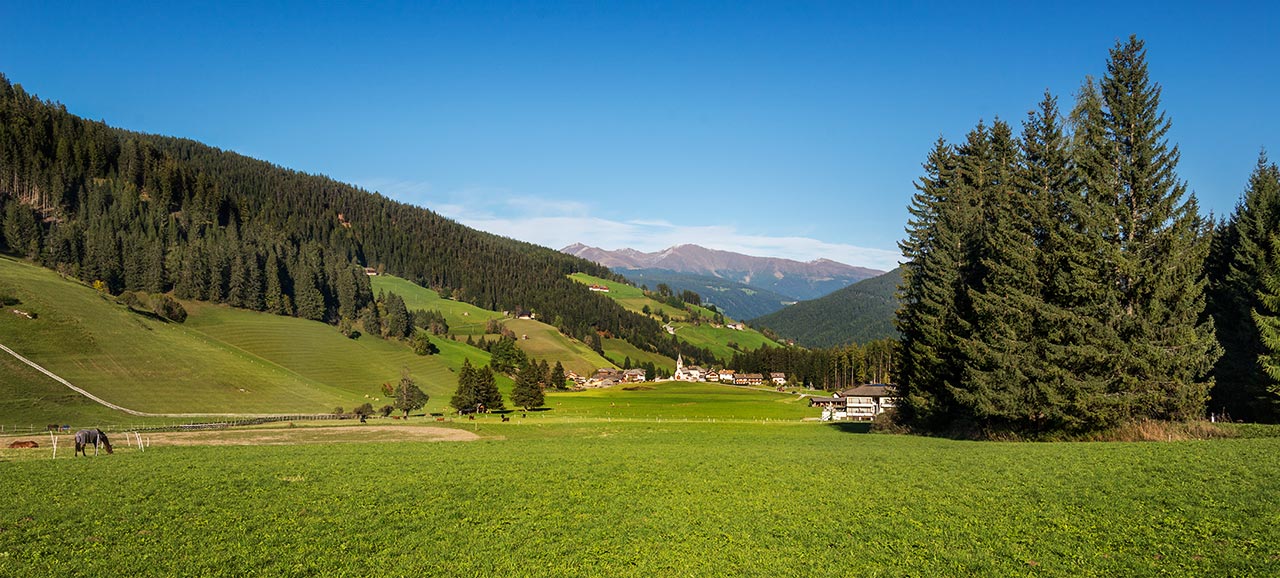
[74,429,113,456]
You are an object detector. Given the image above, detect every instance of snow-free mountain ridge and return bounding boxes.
[561,243,883,302]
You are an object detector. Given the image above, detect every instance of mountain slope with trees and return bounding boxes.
[0,73,717,368]
[750,268,901,348]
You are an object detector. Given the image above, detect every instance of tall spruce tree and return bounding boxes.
[1207,154,1280,420]
[1076,35,1219,420]
[474,364,505,412]
[511,360,546,411]
[450,359,479,413]
[951,119,1049,429]
[896,138,965,429]
[1256,237,1280,400]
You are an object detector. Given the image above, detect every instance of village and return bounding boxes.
[564,354,898,422]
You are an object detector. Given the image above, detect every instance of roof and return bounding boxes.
[838,384,897,397]
[808,397,841,406]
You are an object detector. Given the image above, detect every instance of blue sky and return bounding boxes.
[3,2,1276,270]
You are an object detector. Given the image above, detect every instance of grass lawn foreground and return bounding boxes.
[0,422,1277,577]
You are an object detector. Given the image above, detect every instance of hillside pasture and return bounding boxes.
[0,256,476,421]
[370,274,502,335]
[0,422,1276,577]
[602,337,676,372]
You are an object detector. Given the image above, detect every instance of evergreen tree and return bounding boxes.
[1078,36,1220,420]
[550,361,567,390]
[1208,154,1280,420]
[2,200,40,258]
[896,138,965,429]
[1256,238,1280,401]
[512,361,546,410]
[450,359,479,413]
[475,364,505,412]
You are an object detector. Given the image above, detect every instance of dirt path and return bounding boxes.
[109,425,481,446]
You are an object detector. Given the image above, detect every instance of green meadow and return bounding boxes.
[569,272,780,363]
[1,422,1277,577]
[372,274,613,376]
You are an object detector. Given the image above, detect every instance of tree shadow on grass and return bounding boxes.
[826,422,873,434]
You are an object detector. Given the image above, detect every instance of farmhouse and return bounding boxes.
[588,284,610,292]
[810,384,898,421]
[719,371,737,383]
[770,372,786,385]
[734,373,764,386]
[624,368,647,383]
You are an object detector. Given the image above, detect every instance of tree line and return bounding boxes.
[896,36,1279,435]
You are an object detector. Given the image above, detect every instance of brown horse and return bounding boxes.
[74,429,113,456]
[7,440,38,449]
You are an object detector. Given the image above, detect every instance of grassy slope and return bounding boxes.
[0,256,476,421]
[569,273,778,363]
[370,274,502,336]
[373,274,613,376]
[1,423,1276,576]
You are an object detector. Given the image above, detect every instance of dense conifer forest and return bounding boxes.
[895,36,1280,434]
[0,73,718,367]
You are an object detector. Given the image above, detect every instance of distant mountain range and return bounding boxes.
[561,243,883,302]
[751,268,902,348]
[618,269,796,320]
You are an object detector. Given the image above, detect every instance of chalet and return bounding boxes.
[363,267,378,276]
[727,322,745,331]
[770,372,787,385]
[623,368,647,383]
[588,368,625,387]
[719,371,737,383]
[809,384,898,421]
[734,373,764,386]
[588,284,610,292]
[705,369,722,382]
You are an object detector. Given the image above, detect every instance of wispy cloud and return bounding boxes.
[364,182,903,270]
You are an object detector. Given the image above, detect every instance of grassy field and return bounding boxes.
[1,422,1277,577]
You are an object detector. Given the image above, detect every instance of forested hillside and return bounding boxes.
[0,74,717,367]
[751,268,900,347]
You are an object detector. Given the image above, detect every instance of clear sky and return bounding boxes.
[3,2,1276,270]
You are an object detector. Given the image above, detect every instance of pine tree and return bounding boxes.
[1255,236,1280,400]
[1208,154,1280,420]
[550,361,567,390]
[952,119,1045,429]
[450,359,479,413]
[896,138,965,429]
[475,364,505,412]
[1077,36,1220,420]
[512,361,546,410]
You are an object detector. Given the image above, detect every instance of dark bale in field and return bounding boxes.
[8,440,39,448]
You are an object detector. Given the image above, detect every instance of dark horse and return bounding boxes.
[74,429,113,456]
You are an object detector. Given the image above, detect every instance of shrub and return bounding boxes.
[152,294,187,323]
